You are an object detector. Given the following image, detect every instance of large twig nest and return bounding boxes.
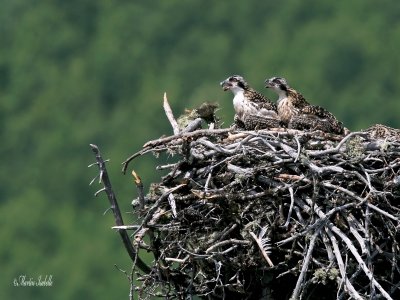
[124,120,400,299]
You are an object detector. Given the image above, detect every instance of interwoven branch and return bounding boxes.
[103,121,400,299]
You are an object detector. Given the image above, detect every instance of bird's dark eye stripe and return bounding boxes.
[237,81,246,89]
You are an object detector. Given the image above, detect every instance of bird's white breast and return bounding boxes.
[233,91,277,120]
[233,91,246,118]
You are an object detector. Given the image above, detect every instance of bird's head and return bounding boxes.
[220,75,249,94]
[265,77,289,93]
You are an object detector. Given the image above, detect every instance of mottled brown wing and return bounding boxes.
[245,89,277,111]
[290,115,343,134]
[297,105,344,134]
[300,105,338,121]
[363,124,400,140]
[242,114,282,130]
[287,89,309,108]
[286,88,344,134]
[288,88,336,121]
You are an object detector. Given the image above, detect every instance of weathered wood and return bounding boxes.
[89,144,151,274]
[103,119,400,299]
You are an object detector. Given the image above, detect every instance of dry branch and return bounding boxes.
[163,92,180,135]
[89,144,151,274]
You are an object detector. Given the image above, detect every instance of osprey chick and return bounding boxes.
[265,77,344,134]
[220,75,280,129]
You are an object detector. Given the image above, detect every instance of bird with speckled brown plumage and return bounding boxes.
[265,77,344,135]
[220,75,281,130]
[363,124,400,140]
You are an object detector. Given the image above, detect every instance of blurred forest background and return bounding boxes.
[1,0,400,299]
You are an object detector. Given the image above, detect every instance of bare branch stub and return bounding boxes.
[89,144,151,274]
[163,92,180,135]
[118,123,399,299]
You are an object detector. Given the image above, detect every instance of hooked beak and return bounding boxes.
[220,80,231,91]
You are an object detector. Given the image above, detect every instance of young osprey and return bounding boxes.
[265,77,344,134]
[363,124,400,141]
[220,75,280,129]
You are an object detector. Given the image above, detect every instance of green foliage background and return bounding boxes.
[1,1,399,299]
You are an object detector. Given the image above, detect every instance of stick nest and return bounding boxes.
[124,124,400,300]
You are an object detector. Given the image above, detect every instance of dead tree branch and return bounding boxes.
[89,144,151,274]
